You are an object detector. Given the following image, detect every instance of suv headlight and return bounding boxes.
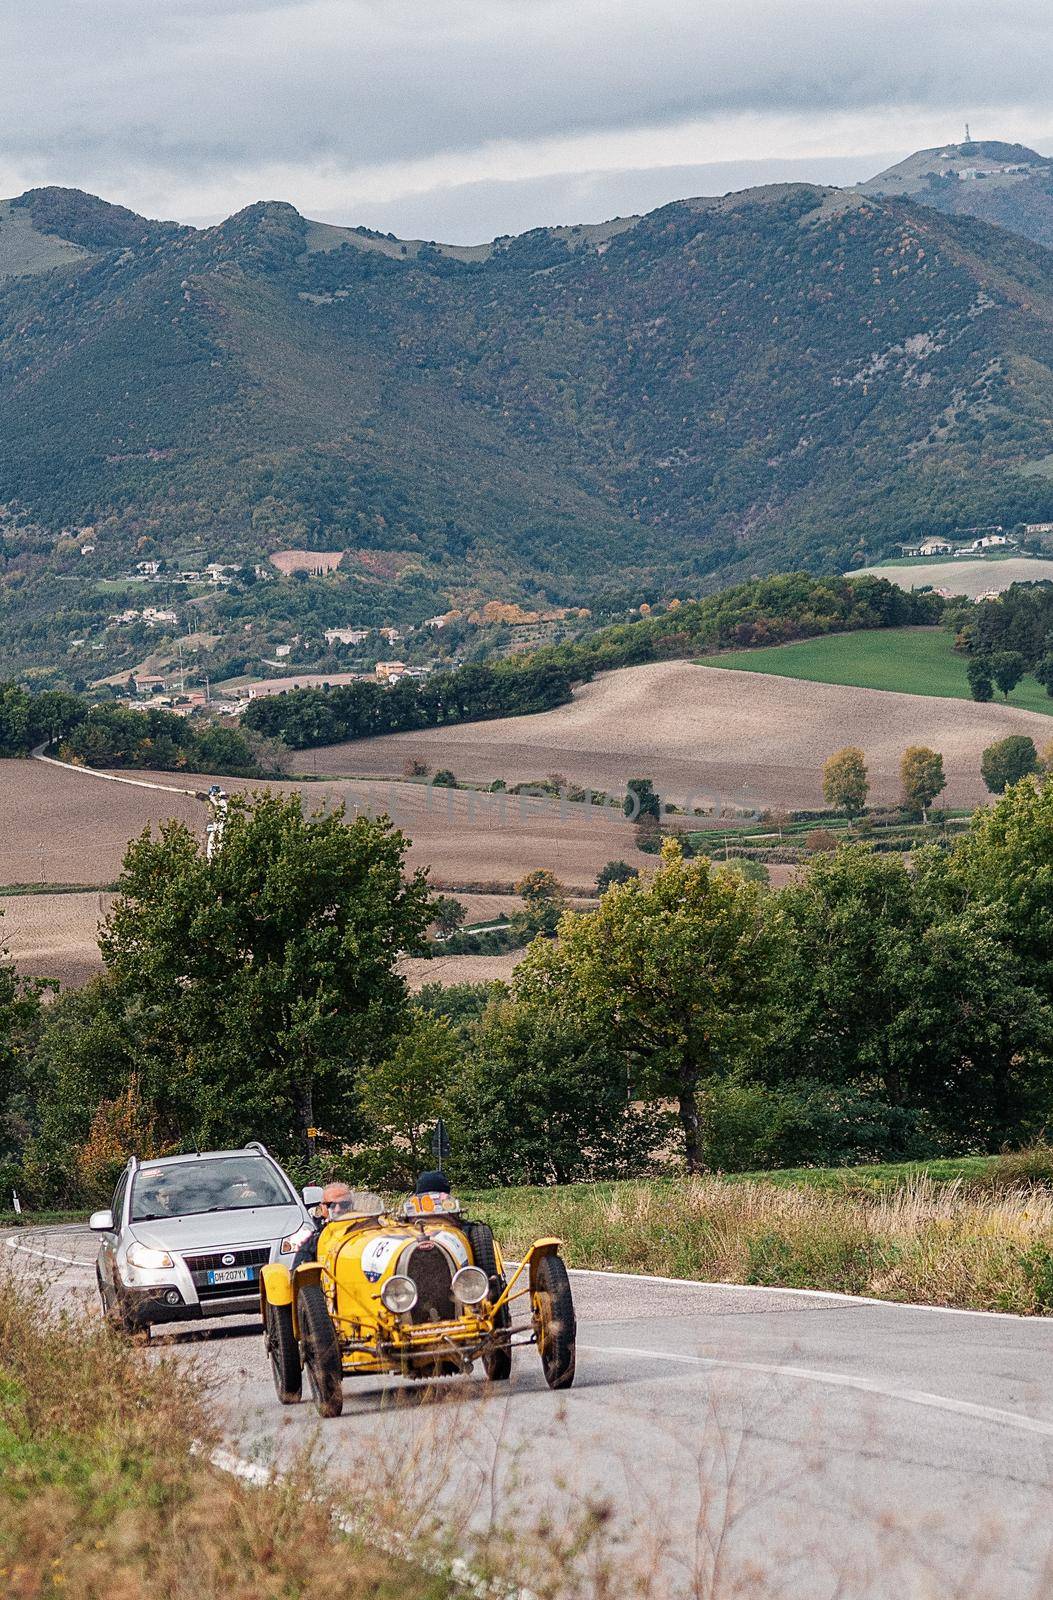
[280,1222,315,1255]
[126,1242,174,1270]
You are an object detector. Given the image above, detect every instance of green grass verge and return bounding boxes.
[703,626,1053,715]
[467,1149,1053,1313]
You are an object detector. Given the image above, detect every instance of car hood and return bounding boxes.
[128,1205,305,1254]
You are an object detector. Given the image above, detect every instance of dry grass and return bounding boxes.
[0,1276,453,1600]
[473,1175,1053,1314]
[301,661,1052,810]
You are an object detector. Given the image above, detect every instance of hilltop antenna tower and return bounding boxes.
[965,122,971,143]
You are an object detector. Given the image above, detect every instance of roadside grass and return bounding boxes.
[0,1273,458,1600]
[469,1152,1053,1314]
[702,625,1053,715]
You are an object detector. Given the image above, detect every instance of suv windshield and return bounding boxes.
[131,1156,294,1221]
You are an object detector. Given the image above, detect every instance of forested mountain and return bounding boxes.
[860,141,1053,249]
[4,174,1053,661]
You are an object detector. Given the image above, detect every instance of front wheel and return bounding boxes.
[265,1299,302,1404]
[466,1222,512,1382]
[532,1254,576,1390]
[297,1284,343,1418]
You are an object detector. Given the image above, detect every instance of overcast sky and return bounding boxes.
[2,0,1051,242]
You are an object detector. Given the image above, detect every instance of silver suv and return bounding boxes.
[91,1142,322,1336]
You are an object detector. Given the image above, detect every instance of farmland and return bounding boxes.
[0,757,647,892]
[705,625,1053,713]
[850,555,1053,595]
[297,660,1052,810]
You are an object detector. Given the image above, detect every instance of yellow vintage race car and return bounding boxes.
[259,1186,576,1416]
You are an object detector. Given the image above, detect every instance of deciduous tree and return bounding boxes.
[513,839,779,1171]
[822,747,869,815]
[900,745,946,821]
[980,735,1038,795]
[99,793,432,1154]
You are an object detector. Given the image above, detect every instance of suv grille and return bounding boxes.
[184,1245,271,1299]
[407,1243,455,1323]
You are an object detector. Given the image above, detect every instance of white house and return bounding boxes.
[325,628,370,647]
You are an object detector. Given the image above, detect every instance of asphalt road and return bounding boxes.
[7,1224,1053,1599]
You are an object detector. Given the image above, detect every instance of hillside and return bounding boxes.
[295,658,1047,810]
[860,141,1053,248]
[7,179,1053,671]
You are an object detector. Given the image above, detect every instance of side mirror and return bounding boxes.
[302,1186,324,1207]
[89,1209,114,1232]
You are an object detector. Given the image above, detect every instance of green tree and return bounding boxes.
[899,745,946,821]
[967,656,994,702]
[990,650,1026,700]
[822,747,869,815]
[596,860,639,893]
[514,839,778,1171]
[980,735,1039,794]
[99,793,432,1154]
[1035,655,1053,698]
[511,869,566,937]
[430,895,466,939]
[355,1013,462,1187]
[624,777,661,823]
[451,999,661,1186]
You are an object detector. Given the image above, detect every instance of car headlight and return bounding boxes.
[126,1242,174,1270]
[451,1266,489,1306]
[280,1222,316,1255]
[380,1275,418,1314]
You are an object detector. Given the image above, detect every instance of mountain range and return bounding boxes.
[3,143,1053,669]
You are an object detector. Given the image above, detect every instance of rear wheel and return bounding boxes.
[265,1299,302,1403]
[532,1254,576,1390]
[466,1222,511,1382]
[297,1284,343,1418]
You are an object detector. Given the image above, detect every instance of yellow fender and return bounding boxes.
[526,1238,563,1295]
[259,1262,293,1310]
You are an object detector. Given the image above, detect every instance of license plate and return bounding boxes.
[206,1266,255,1285]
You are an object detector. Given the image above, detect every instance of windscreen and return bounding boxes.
[131,1156,293,1221]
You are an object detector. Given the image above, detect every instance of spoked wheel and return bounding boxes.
[297,1284,343,1418]
[466,1221,512,1382]
[265,1298,302,1404]
[532,1254,576,1390]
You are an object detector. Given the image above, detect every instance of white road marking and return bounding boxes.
[6,1236,94,1269]
[582,1343,1053,1438]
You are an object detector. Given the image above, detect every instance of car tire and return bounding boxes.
[466,1221,512,1382]
[297,1284,343,1418]
[265,1298,302,1404]
[533,1254,576,1390]
[98,1268,138,1338]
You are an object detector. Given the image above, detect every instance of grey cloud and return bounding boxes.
[3,1,1053,218]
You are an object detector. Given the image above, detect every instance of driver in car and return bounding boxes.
[291,1181,354,1269]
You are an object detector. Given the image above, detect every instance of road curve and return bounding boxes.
[7,1224,1053,1599]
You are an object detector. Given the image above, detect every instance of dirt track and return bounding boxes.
[300,662,1053,810]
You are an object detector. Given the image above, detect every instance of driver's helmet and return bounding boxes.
[414,1170,451,1196]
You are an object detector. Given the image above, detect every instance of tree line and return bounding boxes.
[0,683,262,775]
[3,773,1052,1207]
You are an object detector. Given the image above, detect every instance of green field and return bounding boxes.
[706,626,1053,714]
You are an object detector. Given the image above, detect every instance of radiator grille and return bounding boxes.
[407,1243,455,1323]
[183,1245,271,1299]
